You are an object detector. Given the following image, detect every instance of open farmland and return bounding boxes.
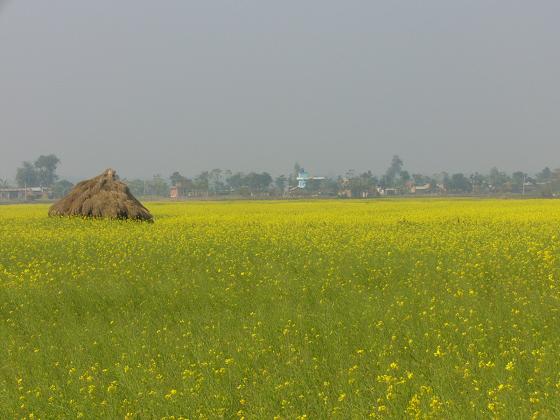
[1,200,559,419]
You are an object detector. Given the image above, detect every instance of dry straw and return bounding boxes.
[49,169,153,222]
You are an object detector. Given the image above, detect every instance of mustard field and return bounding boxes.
[1,200,559,419]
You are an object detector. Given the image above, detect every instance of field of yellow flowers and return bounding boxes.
[1,199,559,419]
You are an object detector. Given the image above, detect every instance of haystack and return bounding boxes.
[49,169,153,222]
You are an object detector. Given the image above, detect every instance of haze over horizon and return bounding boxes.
[1,1,559,181]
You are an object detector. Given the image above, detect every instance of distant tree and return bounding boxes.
[15,155,60,187]
[0,178,10,188]
[320,178,340,196]
[550,169,560,195]
[411,174,437,192]
[193,171,210,194]
[345,169,356,179]
[170,172,193,195]
[148,175,169,196]
[449,173,471,193]
[537,168,560,196]
[536,168,560,196]
[170,171,184,186]
[126,179,145,196]
[378,175,388,188]
[209,169,227,194]
[52,179,74,198]
[16,162,39,187]
[126,177,169,197]
[432,172,451,192]
[511,171,526,193]
[488,167,510,192]
[399,170,411,186]
[274,175,287,194]
[226,172,245,192]
[470,172,486,193]
[300,174,337,196]
[347,171,377,197]
[385,155,404,187]
[222,170,233,190]
[536,167,553,183]
[34,154,60,187]
[305,177,323,193]
[245,172,272,193]
[261,172,273,191]
[412,173,430,185]
[289,163,302,188]
[412,174,423,185]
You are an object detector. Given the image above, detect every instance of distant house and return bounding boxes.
[377,187,400,196]
[410,183,432,194]
[337,189,352,198]
[169,185,180,199]
[522,181,537,193]
[0,187,51,201]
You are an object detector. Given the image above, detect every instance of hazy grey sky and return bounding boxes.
[1,1,559,180]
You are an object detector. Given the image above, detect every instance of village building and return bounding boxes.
[0,187,51,201]
[409,183,432,194]
[169,185,180,199]
[377,187,400,196]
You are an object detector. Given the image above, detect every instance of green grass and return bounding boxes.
[0,200,559,419]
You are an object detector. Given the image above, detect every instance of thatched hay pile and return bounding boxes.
[49,169,153,222]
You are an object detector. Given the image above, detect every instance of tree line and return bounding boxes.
[134,156,560,198]
[2,155,73,198]
[4,154,560,199]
